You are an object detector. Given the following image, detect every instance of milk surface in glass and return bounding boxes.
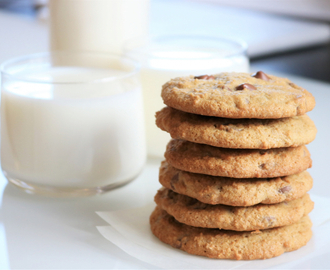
[1,66,146,191]
[127,38,249,157]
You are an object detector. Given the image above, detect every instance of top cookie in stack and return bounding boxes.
[160,71,315,119]
[151,71,316,260]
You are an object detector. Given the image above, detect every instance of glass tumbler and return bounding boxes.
[125,35,250,158]
[1,52,146,196]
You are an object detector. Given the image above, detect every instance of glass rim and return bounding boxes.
[0,51,140,85]
[123,35,248,59]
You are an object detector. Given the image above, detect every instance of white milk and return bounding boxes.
[130,50,250,157]
[49,0,150,54]
[1,67,146,188]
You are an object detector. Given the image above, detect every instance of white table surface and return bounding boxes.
[0,73,329,269]
[0,158,163,270]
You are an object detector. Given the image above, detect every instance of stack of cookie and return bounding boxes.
[150,71,316,260]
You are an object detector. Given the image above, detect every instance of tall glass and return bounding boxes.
[1,52,146,196]
[125,36,250,158]
[49,0,150,54]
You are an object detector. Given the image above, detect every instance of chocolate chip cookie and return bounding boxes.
[165,139,312,178]
[155,188,313,231]
[161,72,315,119]
[159,161,313,206]
[150,207,313,260]
[156,107,317,149]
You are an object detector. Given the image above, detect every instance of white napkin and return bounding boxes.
[96,194,330,269]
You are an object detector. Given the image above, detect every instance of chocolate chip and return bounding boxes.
[252,71,270,81]
[167,190,179,203]
[236,83,256,91]
[194,75,215,80]
[167,189,175,199]
[186,197,207,209]
[259,150,267,155]
[174,240,182,249]
[170,173,179,191]
[279,186,292,194]
[265,216,276,226]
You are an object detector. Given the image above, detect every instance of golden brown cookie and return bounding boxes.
[155,188,313,231]
[159,161,313,206]
[150,207,313,260]
[156,107,317,149]
[161,72,315,119]
[165,139,312,178]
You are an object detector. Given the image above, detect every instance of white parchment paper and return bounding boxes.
[96,194,330,269]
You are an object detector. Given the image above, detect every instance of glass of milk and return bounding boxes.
[49,0,150,54]
[125,35,250,158]
[1,52,146,197]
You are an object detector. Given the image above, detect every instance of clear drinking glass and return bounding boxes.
[125,35,250,158]
[49,0,150,54]
[1,52,146,196]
